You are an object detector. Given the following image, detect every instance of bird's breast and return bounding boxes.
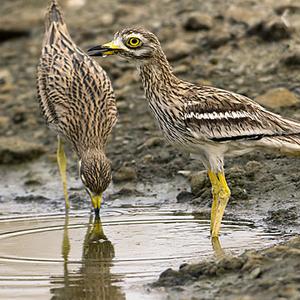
[146,95,196,149]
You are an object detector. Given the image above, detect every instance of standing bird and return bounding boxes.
[37,0,117,214]
[88,27,300,236]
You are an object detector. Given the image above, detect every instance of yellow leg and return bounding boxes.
[208,171,219,233]
[57,136,70,210]
[208,170,231,237]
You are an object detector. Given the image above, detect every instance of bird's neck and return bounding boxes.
[77,144,105,159]
[137,51,180,99]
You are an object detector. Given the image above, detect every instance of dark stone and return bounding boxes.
[176,191,195,203]
[183,12,213,31]
[113,166,137,183]
[14,195,49,203]
[201,27,233,49]
[109,188,144,200]
[266,207,298,225]
[0,29,30,43]
[284,52,300,67]
[247,18,292,41]
[0,137,45,164]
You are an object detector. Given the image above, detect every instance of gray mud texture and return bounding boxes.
[1,0,300,299]
[154,236,300,300]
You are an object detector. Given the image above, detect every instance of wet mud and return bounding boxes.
[154,236,300,300]
[0,0,300,299]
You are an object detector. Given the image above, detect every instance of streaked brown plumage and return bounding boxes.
[89,27,300,236]
[37,0,117,213]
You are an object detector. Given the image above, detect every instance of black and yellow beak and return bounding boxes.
[91,193,102,216]
[87,41,121,57]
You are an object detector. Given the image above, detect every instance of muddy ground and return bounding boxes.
[0,0,300,299]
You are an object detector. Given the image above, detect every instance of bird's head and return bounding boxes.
[88,27,161,62]
[79,150,112,214]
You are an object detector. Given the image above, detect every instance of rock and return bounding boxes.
[245,161,263,173]
[275,5,300,15]
[155,149,173,164]
[138,137,165,150]
[116,100,134,113]
[109,188,144,200]
[66,0,86,8]
[283,47,300,67]
[0,137,45,164]
[12,107,27,124]
[247,17,292,41]
[196,79,213,86]
[183,12,213,31]
[230,186,248,201]
[23,172,42,186]
[226,6,265,27]
[173,64,190,75]
[284,52,300,66]
[227,165,247,183]
[249,267,262,279]
[142,154,153,164]
[0,10,40,43]
[100,13,115,26]
[115,86,132,101]
[0,116,10,131]
[0,29,30,43]
[113,166,137,183]
[189,171,210,196]
[200,25,233,49]
[153,268,192,287]
[0,69,13,93]
[114,70,138,90]
[218,256,244,270]
[255,88,299,108]
[266,207,298,225]
[176,191,194,203]
[14,195,48,203]
[165,40,194,61]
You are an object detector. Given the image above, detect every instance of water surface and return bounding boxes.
[0,208,282,300]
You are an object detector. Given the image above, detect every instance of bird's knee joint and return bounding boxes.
[220,186,231,199]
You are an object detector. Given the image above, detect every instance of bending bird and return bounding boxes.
[37,0,117,214]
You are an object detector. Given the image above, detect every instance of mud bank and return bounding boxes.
[154,236,300,300]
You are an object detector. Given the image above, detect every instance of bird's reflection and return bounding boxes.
[211,237,225,259]
[50,214,125,300]
[192,212,226,259]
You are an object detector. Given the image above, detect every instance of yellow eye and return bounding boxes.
[126,37,142,48]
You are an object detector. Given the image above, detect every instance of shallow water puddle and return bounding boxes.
[0,209,281,300]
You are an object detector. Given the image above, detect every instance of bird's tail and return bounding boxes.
[45,0,65,31]
[261,134,300,155]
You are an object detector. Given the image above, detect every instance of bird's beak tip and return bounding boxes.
[87,41,120,57]
[94,207,100,217]
[91,193,102,214]
[87,45,106,57]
